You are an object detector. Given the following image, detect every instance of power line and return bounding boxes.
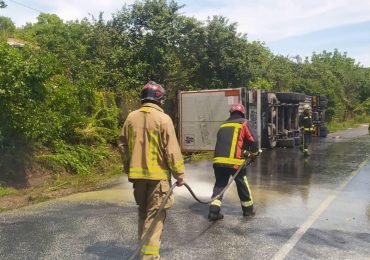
[7,0,43,13]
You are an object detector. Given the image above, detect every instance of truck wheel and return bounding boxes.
[277,138,295,148]
[319,126,328,137]
[276,92,296,103]
[294,136,301,146]
[319,100,328,107]
[297,93,306,102]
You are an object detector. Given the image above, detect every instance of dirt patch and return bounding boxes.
[0,194,29,211]
[0,175,121,212]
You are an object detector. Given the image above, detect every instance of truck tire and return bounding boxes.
[319,100,328,107]
[276,92,297,103]
[276,92,305,103]
[277,138,295,148]
[297,93,306,102]
[319,126,328,137]
[294,136,301,146]
[313,111,319,121]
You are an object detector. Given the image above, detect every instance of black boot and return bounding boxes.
[242,205,256,217]
[208,205,224,221]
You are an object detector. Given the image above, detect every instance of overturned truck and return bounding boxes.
[178,88,327,151]
[259,91,304,148]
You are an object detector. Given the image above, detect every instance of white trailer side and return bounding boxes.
[178,88,261,152]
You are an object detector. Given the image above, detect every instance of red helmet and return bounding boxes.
[141,81,166,104]
[229,103,246,115]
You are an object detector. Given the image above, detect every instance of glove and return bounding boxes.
[250,151,259,158]
[176,176,185,186]
[242,149,261,159]
[242,150,251,159]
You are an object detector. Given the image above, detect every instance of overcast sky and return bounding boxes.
[1,0,370,66]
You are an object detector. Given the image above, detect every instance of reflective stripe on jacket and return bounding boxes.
[118,102,184,180]
[299,113,314,131]
[213,114,257,169]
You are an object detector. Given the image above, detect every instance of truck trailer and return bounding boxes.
[178,88,327,152]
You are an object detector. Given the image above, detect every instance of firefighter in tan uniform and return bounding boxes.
[118,81,185,260]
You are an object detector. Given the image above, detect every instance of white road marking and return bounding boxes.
[271,159,369,260]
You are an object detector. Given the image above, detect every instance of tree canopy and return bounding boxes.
[0,0,6,9]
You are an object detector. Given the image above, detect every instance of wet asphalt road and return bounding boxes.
[0,126,369,260]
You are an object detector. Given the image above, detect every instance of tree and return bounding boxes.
[0,16,16,39]
[110,0,184,90]
[0,1,7,8]
[199,16,251,88]
[0,42,57,145]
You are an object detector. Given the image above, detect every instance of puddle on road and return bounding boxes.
[56,132,369,224]
[174,160,214,199]
[177,133,370,226]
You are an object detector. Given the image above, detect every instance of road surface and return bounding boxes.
[0,125,369,259]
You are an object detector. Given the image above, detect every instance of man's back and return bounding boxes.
[121,102,184,181]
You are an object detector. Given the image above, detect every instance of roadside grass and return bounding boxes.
[185,151,213,162]
[0,148,123,212]
[328,115,370,133]
[0,186,18,197]
[46,163,122,192]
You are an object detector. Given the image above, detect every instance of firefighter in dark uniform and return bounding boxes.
[299,104,314,156]
[208,103,259,221]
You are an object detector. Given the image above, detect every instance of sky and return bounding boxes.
[1,0,370,67]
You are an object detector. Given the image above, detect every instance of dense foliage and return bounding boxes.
[0,0,369,183]
[0,0,6,9]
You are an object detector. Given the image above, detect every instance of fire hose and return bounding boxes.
[128,155,259,260]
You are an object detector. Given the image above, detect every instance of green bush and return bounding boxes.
[36,141,110,175]
[355,98,370,116]
[327,115,370,132]
[0,186,18,197]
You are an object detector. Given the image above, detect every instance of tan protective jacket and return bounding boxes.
[118,102,184,181]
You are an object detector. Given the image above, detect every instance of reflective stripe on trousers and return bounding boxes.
[210,199,222,207]
[240,176,253,207]
[141,244,160,255]
[133,179,173,259]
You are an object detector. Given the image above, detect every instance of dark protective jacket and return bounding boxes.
[213,113,258,169]
[299,112,314,131]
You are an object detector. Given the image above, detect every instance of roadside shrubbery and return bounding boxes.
[0,186,18,197]
[36,142,110,175]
